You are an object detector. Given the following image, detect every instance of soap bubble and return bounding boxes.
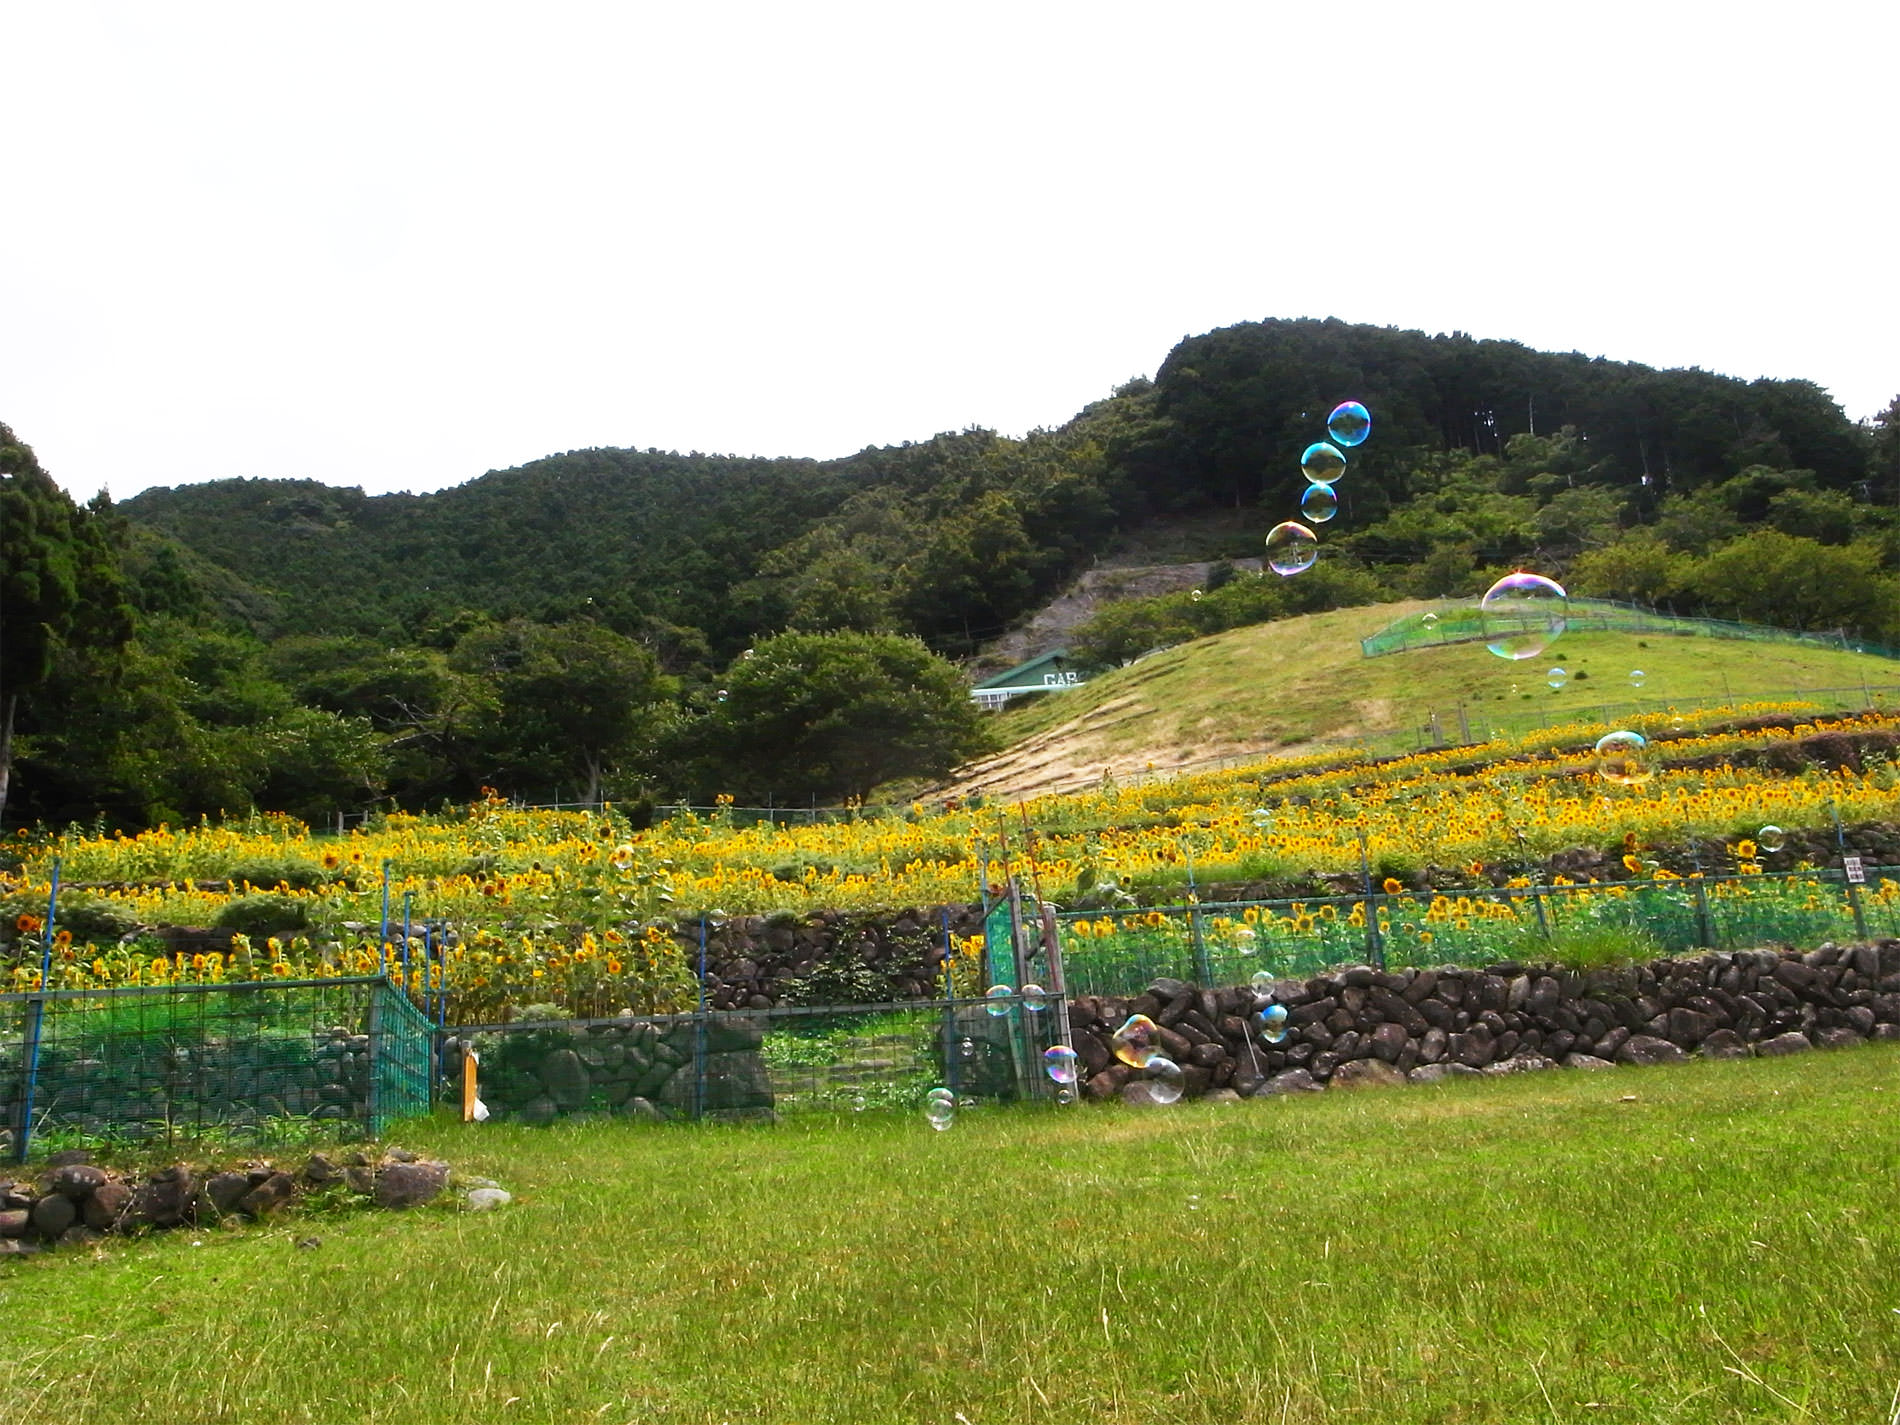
[716,689,728,703]
[1758,824,1787,854]
[1146,1056,1186,1105]
[1300,482,1338,524]
[1249,970,1274,995]
[1258,1003,1290,1044]
[1190,589,1203,602]
[1326,401,1372,447]
[1547,666,1568,690]
[1111,1014,1160,1069]
[1421,611,1439,630]
[924,1097,956,1131]
[1043,1045,1079,1084]
[984,985,1013,1017]
[926,1087,955,1105]
[1055,1087,1076,1105]
[1020,983,1047,1012]
[1629,669,1646,689]
[1265,521,1319,577]
[1595,729,1651,786]
[959,1037,977,1060]
[1300,442,1348,485]
[1479,572,1569,661]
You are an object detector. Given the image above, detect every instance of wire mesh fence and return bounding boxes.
[1360,597,1896,660]
[442,993,1074,1126]
[1055,866,1900,997]
[1,977,432,1161]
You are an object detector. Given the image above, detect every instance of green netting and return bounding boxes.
[441,995,1071,1125]
[1361,597,1900,661]
[1056,867,1898,995]
[1,976,432,1160]
[983,901,1015,990]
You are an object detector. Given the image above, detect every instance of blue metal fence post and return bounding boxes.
[15,859,61,1163]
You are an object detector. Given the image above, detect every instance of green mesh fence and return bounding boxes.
[441,995,1073,1126]
[1,977,432,1160]
[1056,867,1900,995]
[1361,597,1900,661]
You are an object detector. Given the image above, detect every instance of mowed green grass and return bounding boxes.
[3,1047,1898,1425]
[993,600,1900,768]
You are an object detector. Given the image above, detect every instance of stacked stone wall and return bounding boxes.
[1071,941,1900,1101]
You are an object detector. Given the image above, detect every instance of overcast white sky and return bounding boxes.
[4,2,1894,502]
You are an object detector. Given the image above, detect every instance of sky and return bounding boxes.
[3,1,1895,503]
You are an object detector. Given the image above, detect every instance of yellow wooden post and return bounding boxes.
[461,1046,479,1122]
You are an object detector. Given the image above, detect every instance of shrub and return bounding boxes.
[212,895,312,937]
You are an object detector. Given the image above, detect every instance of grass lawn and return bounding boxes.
[2,1046,1897,1424]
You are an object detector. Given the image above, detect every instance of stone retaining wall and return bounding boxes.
[1072,940,1900,1101]
[0,1147,461,1258]
[444,1015,775,1124]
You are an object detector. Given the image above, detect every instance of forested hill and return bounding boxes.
[10,317,1894,830]
[119,317,1885,667]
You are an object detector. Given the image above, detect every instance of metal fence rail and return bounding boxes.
[1055,865,1900,997]
[1,976,432,1160]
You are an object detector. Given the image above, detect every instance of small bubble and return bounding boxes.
[984,985,1013,1017]
[1629,669,1646,689]
[1300,482,1338,524]
[1249,970,1274,994]
[1421,611,1439,628]
[1326,401,1372,447]
[1265,521,1319,577]
[1020,983,1047,1012]
[1758,825,1787,854]
[1547,666,1568,690]
[1300,442,1348,485]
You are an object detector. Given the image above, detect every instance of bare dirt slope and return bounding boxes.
[969,558,1262,678]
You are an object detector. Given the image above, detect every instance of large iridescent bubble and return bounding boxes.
[1479,572,1569,661]
[1265,521,1319,577]
[1300,482,1338,524]
[1043,1045,1079,1084]
[1111,1014,1159,1069]
[1595,729,1651,786]
[1146,1056,1186,1105]
[1300,442,1348,485]
[1326,401,1371,447]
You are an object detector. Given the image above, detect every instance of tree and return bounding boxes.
[451,620,671,804]
[0,424,134,822]
[692,632,992,802]
[1681,530,1898,636]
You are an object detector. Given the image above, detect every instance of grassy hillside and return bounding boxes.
[950,601,1900,799]
[3,1049,1894,1423]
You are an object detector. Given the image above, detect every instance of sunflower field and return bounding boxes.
[5,702,1900,1021]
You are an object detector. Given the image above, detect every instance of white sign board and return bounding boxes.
[1843,855,1865,884]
